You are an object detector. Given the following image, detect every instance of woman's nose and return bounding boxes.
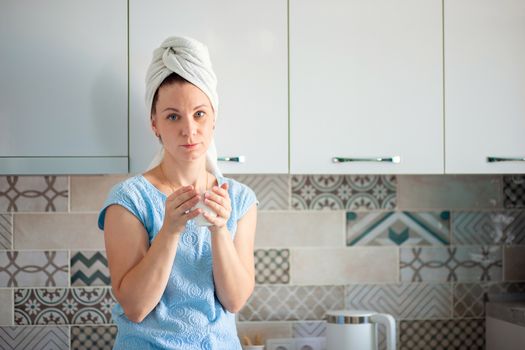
[181,118,197,136]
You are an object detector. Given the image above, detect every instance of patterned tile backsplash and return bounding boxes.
[0,173,524,349]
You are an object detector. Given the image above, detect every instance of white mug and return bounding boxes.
[192,191,216,226]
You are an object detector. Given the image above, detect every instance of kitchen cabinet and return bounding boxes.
[290,0,443,174]
[0,0,128,174]
[129,0,288,174]
[445,0,525,174]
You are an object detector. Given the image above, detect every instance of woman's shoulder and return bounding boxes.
[219,176,259,216]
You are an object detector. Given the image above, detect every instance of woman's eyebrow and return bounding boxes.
[162,107,180,113]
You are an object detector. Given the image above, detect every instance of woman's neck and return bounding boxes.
[159,157,210,193]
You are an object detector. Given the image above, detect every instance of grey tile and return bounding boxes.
[291,175,396,210]
[292,321,326,337]
[400,246,502,282]
[347,211,450,246]
[71,251,110,287]
[503,175,525,209]
[13,213,104,249]
[504,246,525,281]
[291,247,398,284]
[236,322,293,344]
[14,288,115,325]
[452,211,525,245]
[344,283,452,319]
[70,175,130,212]
[71,325,117,350]
[255,249,289,284]
[0,326,69,349]
[238,285,344,321]
[0,176,68,212]
[226,174,290,210]
[397,175,501,210]
[256,211,346,248]
[0,290,13,325]
[399,319,484,349]
[454,282,525,318]
[0,251,68,287]
[0,214,12,249]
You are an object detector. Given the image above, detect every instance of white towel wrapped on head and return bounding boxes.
[144,36,222,178]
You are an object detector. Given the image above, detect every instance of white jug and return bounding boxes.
[325,309,396,350]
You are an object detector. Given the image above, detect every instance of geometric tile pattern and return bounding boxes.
[292,321,326,337]
[344,283,451,319]
[71,325,117,350]
[399,319,484,350]
[503,175,525,209]
[452,211,525,245]
[0,176,68,212]
[14,288,116,325]
[0,251,68,287]
[227,174,290,210]
[71,251,110,287]
[238,285,344,321]
[347,211,450,246]
[0,326,69,350]
[291,175,396,210]
[0,214,12,249]
[255,249,289,284]
[400,246,502,282]
[453,282,525,318]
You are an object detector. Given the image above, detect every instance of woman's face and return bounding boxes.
[152,81,215,163]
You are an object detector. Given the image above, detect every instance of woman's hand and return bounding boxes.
[203,183,231,232]
[163,185,202,235]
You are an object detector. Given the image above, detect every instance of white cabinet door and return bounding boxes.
[129,0,288,174]
[0,0,128,174]
[290,0,443,174]
[445,0,525,174]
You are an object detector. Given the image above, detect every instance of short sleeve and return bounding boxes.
[236,184,259,220]
[97,182,145,231]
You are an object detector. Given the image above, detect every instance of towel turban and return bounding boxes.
[144,36,222,178]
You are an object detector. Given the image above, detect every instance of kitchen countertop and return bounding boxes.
[486,301,525,327]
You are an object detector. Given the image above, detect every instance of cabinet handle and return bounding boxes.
[218,156,246,163]
[487,156,525,163]
[332,156,401,164]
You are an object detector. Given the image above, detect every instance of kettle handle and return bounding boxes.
[370,313,396,350]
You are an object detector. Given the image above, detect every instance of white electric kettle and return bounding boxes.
[325,309,396,350]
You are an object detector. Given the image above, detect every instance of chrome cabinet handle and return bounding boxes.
[218,156,246,163]
[332,156,401,164]
[487,156,525,162]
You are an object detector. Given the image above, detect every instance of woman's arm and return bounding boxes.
[104,185,201,323]
[203,183,258,313]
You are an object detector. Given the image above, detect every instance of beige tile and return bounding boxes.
[0,289,13,325]
[236,321,292,344]
[0,176,68,212]
[397,175,501,210]
[291,247,398,285]
[256,211,346,248]
[70,174,130,212]
[504,246,525,281]
[13,213,104,249]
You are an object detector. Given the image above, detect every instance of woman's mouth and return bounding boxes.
[181,143,198,149]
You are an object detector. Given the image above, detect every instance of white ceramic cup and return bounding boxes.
[192,191,216,226]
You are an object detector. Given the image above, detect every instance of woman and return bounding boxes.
[97,36,258,349]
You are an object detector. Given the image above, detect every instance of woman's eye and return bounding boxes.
[167,114,178,121]
[195,111,206,118]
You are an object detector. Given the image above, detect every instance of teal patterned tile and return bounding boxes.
[71,251,111,286]
[503,175,525,208]
[452,211,525,244]
[71,325,117,350]
[0,326,69,349]
[226,174,290,210]
[255,249,289,284]
[0,176,68,212]
[399,319,484,349]
[14,288,116,325]
[0,251,68,287]
[291,175,396,210]
[397,175,501,210]
[347,211,449,246]
[400,246,502,282]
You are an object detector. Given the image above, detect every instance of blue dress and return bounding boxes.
[97,174,258,349]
